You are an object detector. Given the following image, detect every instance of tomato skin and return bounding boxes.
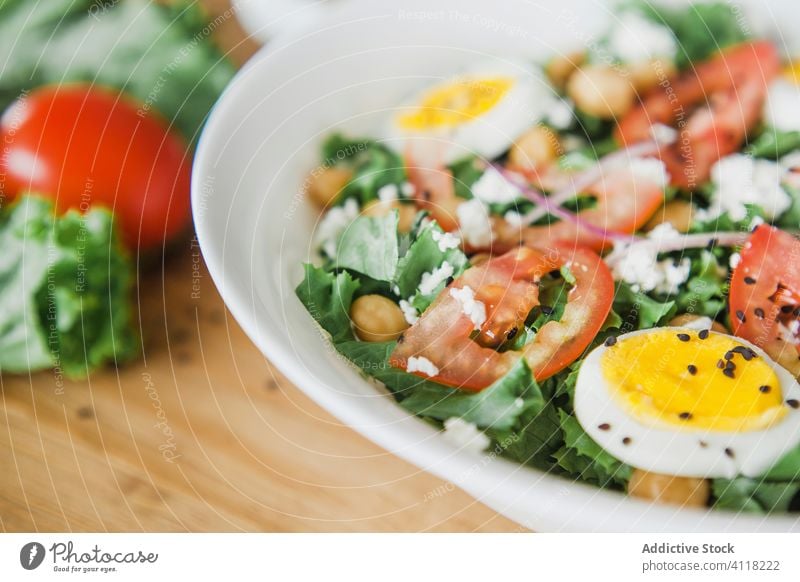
[730,225,800,376]
[616,41,780,189]
[0,84,191,250]
[390,244,613,390]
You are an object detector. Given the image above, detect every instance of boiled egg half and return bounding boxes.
[386,59,565,164]
[575,327,800,479]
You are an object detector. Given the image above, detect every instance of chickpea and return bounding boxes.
[508,126,560,172]
[545,51,586,91]
[645,200,695,233]
[306,166,353,209]
[567,64,636,119]
[669,313,728,334]
[350,295,409,342]
[362,199,417,233]
[628,469,709,508]
[627,58,677,93]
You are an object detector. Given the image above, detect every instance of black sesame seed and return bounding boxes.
[706,238,718,251]
[732,346,756,360]
[687,364,698,375]
[698,329,710,340]
[724,351,734,361]
[622,437,632,445]
[725,447,735,458]
[699,440,708,448]
[598,423,611,430]
[679,411,693,420]
[604,336,617,347]
[787,399,800,409]
[506,327,518,341]
[677,333,691,342]
[717,359,725,369]
[781,304,795,314]
[744,276,757,285]
[397,334,405,344]
[735,310,746,323]
[445,276,455,286]
[794,306,800,317]
[754,307,766,319]
[723,367,736,379]
[725,361,736,371]
[759,385,771,394]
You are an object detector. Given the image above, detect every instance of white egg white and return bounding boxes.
[574,327,800,479]
[386,58,566,164]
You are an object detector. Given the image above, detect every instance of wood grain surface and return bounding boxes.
[0,0,519,533]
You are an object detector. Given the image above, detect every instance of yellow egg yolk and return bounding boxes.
[397,76,514,130]
[783,61,800,84]
[601,329,786,432]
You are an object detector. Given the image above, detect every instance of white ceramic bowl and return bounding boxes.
[193,0,800,531]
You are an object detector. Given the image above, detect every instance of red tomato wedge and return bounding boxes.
[490,163,665,253]
[390,244,614,390]
[730,225,800,376]
[0,85,191,251]
[405,151,461,232]
[616,41,780,189]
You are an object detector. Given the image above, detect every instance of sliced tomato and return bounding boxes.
[616,41,780,189]
[730,225,800,376]
[390,244,613,390]
[405,151,461,232]
[491,163,665,253]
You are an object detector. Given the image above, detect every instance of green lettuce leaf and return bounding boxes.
[336,213,399,282]
[554,410,632,488]
[400,359,543,431]
[0,196,137,377]
[294,264,360,343]
[747,129,800,160]
[394,221,468,309]
[612,281,677,330]
[712,478,800,513]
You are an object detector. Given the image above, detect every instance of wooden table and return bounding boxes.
[0,0,518,533]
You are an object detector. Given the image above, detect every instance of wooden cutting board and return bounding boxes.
[0,0,519,533]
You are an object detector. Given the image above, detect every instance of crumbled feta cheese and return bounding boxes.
[707,154,791,222]
[442,417,490,453]
[378,183,399,203]
[647,222,682,242]
[449,285,487,330]
[748,215,765,231]
[400,182,416,197]
[431,229,460,252]
[764,79,800,133]
[470,167,521,204]
[607,12,677,65]
[399,299,419,325]
[406,356,440,377]
[729,252,742,269]
[314,198,360,257]
[779,320,800,345]
[651,123,678,145]
[418,261,455,296]
[544,97,574,130]
[605,237,691,295]
[629,157,670,189]
[679,316,715,331]
[456,199,495,248]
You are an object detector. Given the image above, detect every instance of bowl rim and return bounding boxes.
[192,0,800,532]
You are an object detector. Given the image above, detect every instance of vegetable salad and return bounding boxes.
[296,2,800,513]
